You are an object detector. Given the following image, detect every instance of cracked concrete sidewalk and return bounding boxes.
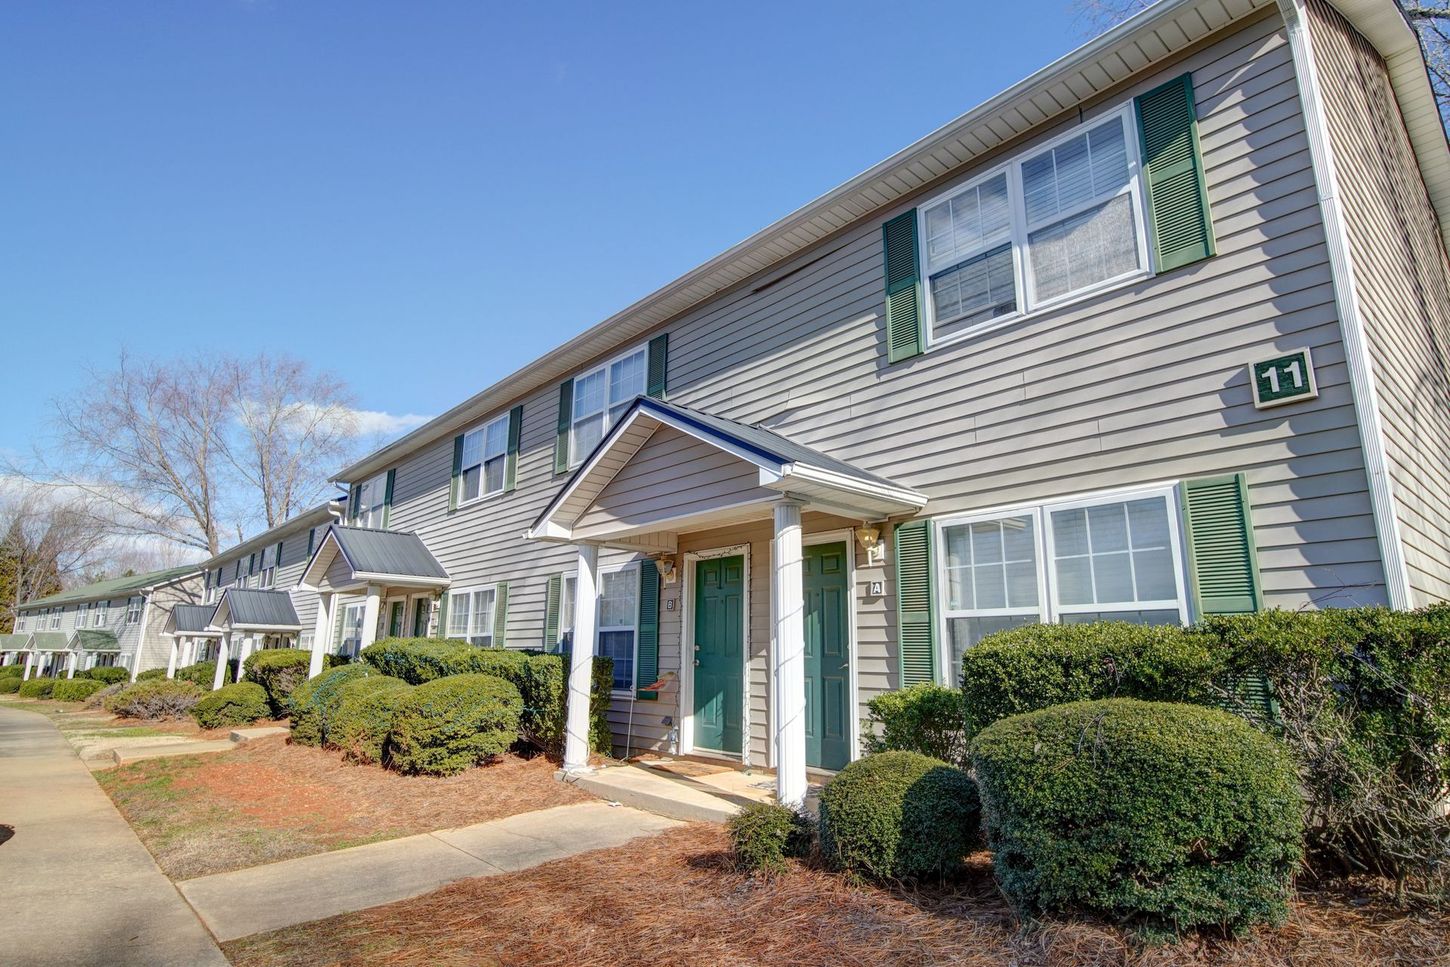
[177,801,682,941]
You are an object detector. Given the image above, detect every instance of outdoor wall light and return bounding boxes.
[655,555,678,584]
[856,524,885,565]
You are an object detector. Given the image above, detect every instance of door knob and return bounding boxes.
[693,659,701,667]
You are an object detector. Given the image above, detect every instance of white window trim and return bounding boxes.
[445,583,499,647]
[93,603,107,627]
[596,561,641,699]
[455,412,512,509]
[354,471,389,529]
[568,342,648,470]
[126,597,143,625]
[340,599,368,656]
[932,482,1191,681]
[919,102,1153,352]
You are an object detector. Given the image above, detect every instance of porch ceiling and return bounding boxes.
[528,397,926,549]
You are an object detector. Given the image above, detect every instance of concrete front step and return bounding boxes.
[111,740,235,766]
[564,763,756,823]
[229,726,289,743]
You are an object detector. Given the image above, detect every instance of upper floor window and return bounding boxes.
[570,345,646,466]
[75,603,88,627]
[260,544,278,589]
[936,484,1187,680]
[126,597,142,624]
[93,602,107,627]
[50,609,61,630]
[16,614,25,632]
[354,471,388,528]
[458,413,510,505]
[445,585,497,647]
[920,107,1148,347]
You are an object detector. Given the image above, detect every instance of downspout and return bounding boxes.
[1278,0,1413,609]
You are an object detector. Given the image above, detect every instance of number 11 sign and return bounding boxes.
[1250,348,1318,409]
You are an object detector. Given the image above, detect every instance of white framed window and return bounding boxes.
[50,609,61,630]
[340,601,367,656]
[75,603,88,628]
[935,484,1188,681]
[93,602,107,627]
[557,576,577,653]
[920,105,1150,348]
[16,614,25,632]
[597,564,639,694]
[353,471,389,529]
[299,631,313,651]
[445,585,497,647]
[126,597,142,625]
[260,545,276,589]
[457,413,510,505]
[570,345,646,467]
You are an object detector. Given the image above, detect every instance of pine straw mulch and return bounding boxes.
[97,736,590,880]
[223,824,1449,967]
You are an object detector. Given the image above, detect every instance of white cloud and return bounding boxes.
[343,409,434,437]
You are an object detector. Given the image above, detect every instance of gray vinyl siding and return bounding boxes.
[371,10,1388,755]
[136,578,205,672]
[1304,0,1450,605]
[207,514,331,643]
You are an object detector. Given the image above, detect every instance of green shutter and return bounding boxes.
[1136,73,1215,272]
[380,469,395,528]
[1182,473,1262,616]
[636,560,660,700]
[554,380,573,475]
[437,593,450,639]
[307,528,315,558]
[505,405,523,492]
[894,519,937,685]
[646,334,668,400]
[543,574,562,653]
[493,582,509,647]
[883,210,923,364]
[347,484,362,524]
[1215,670,1280,729]
[275,541,284,568]
[448,433,464,512]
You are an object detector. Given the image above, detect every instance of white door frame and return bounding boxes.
[383,595,409,638]
[679,543,751,764]
[765,528,860,770]
[406,593,433,637]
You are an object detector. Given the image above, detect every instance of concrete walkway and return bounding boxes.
[0,705,228,967]
[179,801,681,941]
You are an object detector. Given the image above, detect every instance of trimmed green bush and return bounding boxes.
[389,673,523,776]
[136,667,167,682]
[362,638,614,754]
[329,676,413,765]
[863,683,968,767]
[728,802,814,875]
[83,666,130,684]
[0,665,24,678]
[17,678,56,699]
[175,660,217,690]
[288,664,376,746]
[191,681,270,729]
[972,698,1303,939]
[105,679,203,720]
[818,750,981,882]
[0,676,22,694]
[243,648,312,716]
[961,621,1225,738]
[52,678,107,702]
[323,653,353,669]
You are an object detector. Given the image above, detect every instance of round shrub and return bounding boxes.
[863,683,968,767]
[329,676,413,765]
[818,750,981,881]
[289,663,376,746]
[191,681,270,729]
[105,679,203,720]
[971,698,1303,939]
[1,665,24,678]
[389,673,522,776]
[52,678,108,702]
[84,666,131,685]
[18,678,56,699]
[0,676,22,694]
[243,648,312,715]
[136,668,167,682]
[729,802,814,875]
[960,621,1224,737]
[175,660,217,691]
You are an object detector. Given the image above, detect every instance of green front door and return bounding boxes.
[388,601,405,638]
[804,542,851,771]
[692,555,744,755]
[412,599,430,637]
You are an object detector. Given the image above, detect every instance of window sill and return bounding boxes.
[454,490,508,512]
[610,689,636,702]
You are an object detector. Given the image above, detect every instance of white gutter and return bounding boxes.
[1279,0,1413,608]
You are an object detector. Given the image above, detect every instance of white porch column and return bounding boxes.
[358,586,382,654]
[66,651,78,679]
[129,644,143,682]
[22,652,34,681]
[309,593,332,678]
[235,636,254,682]
[772,500,808,808]
[562,543,599,775]
[166,639,180,679]
[212,635,230,691]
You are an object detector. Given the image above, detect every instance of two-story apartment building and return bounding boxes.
[7,565,204,681]
[20,0,1435,808]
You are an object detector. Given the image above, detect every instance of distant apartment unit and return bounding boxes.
[7,0,1449,806]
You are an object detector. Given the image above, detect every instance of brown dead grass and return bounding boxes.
[223,825,1449,967]
[98,736,590,879]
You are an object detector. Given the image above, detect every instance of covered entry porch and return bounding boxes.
[529,397,925,806]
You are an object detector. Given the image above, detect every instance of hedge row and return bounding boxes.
[52,678,108,702]
[18,678,55,699]
[360,638,613,755]
[84,666,131,685]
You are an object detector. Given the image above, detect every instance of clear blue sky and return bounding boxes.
[2,0,1095,457]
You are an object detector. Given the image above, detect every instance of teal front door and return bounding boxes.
[804,542,851,771]
[411,599,430,637]
[692,555,744,755]
[388,601,405,638]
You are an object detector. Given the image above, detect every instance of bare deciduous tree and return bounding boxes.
[0,488,112,632]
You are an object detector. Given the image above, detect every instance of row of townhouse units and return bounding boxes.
[5,0,1448,807]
